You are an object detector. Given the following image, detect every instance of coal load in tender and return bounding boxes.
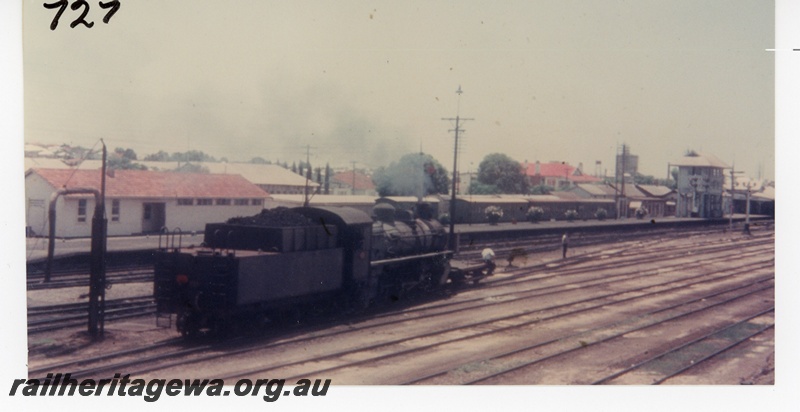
[225,207,314,227]
[205,208,336,252]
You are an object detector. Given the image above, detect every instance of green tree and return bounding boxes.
[114,147,138,160]
[173,163,209,173]
[633,173,656,185]
[373,153,450,197]
[172,150,216,162]
[108,147,145,170]
[107,157,147,170]
[469,181,501,195]
[324,163,331,194]
[476,153,529,194]
[529,184,553,195]
[144,150,170,161]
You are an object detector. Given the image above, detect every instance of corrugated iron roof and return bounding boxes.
[670,153,729,168]
[575,183,617,196]
[30,168,268,198]
[197,162,320,187]
[636,184,674,197]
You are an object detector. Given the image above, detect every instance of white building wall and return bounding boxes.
[25,173,266,238]
[25,174,52,236]
[25,174,96,238]
[163,201,263,235]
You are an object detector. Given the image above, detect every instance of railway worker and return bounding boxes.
[481,248,496,275]
[561,233,569,259]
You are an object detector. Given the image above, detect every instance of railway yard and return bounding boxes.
[25,220,775,386]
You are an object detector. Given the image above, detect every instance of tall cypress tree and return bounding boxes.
[324,163,331,195]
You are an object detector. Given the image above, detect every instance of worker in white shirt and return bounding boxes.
[481,248,496,275]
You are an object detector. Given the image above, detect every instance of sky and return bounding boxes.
[21,0,775,179]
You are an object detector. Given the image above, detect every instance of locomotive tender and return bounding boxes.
[154,204,453,336]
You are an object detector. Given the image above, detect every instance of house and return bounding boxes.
[329,170,377,196]
[525,161,601,190]
[671,153,729,218]
[25,168,268,237]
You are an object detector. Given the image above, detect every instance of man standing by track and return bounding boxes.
[562,233,569,259]
[481,248,496,275]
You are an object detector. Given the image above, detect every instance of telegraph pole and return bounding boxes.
[743,181,753,235]
[351,161,357,195]
[88,140,108,339]
[302,144,316,207]
[729,166,735,230]
[442,86,474,250]
[729,164,743,231]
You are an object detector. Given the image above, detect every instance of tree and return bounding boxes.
[469,181,501,195]
[172,150,216,162]
[529,184,553,195]
[114,147,138,160]
[144,150,170,162]
[108,147,145,170]
[324,163,331,194]
[143,150,216,162]
[373,153,450,197]
[107,157,147,170]
[173,163,209,173]
[476,153,529,194]
[633,173,656,185]
[250,156,269,164]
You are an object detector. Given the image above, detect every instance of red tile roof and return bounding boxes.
[332,170,376,191]
[30,168,268,198]
[524,162,601,183]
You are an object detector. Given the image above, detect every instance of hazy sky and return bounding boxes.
[23,0,775,179]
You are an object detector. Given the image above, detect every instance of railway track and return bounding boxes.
[27,225,773,384]
[27,295,156,334]
[455,222,768,263]
[26,266,154,290]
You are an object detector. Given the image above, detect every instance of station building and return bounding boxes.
[25,168,268,238]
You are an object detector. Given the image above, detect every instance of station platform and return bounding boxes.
[25,214,770,264]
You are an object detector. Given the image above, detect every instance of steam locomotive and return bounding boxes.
[154,203,453,337]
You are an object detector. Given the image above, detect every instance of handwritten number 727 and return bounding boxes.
[44,0,121,30]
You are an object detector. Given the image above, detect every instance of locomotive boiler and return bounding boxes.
[154,204,452,337]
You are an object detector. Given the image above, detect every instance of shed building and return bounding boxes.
[25,168,268,237]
